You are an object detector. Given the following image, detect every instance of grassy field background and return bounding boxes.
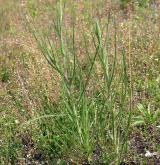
[0,0,160,164]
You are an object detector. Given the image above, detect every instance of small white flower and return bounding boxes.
[15,120,20,124]
[145,151,158,158]
[156,125,160,128]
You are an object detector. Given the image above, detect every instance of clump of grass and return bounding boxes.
[24,2,132,164]
[1,67,10,83]
[0,108,22,165]
[0,0,159,164]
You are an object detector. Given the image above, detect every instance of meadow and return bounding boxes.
[0,0,160,164]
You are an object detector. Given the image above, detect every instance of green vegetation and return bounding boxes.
[0,0,160,164]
